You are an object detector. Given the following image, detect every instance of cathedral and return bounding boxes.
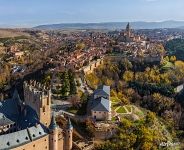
[118,23,141,42]
[0,80,73,150]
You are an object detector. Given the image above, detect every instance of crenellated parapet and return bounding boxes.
[24,80,51,96]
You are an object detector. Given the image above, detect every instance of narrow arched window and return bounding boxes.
[43,106,46,112]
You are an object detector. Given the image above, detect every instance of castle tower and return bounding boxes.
[23,81,51,127]
[65,118,73,150]
[49,113,59,150]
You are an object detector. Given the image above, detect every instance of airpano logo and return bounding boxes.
[160,141,180,147]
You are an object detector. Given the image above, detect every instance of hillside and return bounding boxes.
[34,20,184,30]
[165,39,184,60]
[0,29,29,38]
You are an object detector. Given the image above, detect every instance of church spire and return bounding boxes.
[126,22,130,31]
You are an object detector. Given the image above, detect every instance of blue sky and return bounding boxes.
[0,0,184,27]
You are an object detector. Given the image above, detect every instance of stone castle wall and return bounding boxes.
[83,58,104,74]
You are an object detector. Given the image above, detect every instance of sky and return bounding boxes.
[0,0,184,27]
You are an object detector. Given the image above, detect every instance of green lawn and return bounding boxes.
[116,106,127,113]
[125,105,132,112]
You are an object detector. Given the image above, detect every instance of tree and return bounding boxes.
[70,95,80,106]
[85,73,100,89]
[110,89,117,97]
[76,43,85,50]
[85,119,95,137]
[170,55,176,62]
[119,58,132,71]
[145,111,156,126]
[123,71,134,82]
[61,71,70,96]
[164,56,170,62]
[81,92,88,103]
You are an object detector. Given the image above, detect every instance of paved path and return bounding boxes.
[115,105,133,115]
[114,106,121,112]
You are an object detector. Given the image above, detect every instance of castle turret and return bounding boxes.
[65,118,73,150]
[49,113,58,150]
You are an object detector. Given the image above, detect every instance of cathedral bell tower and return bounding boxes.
[126,22,131,37]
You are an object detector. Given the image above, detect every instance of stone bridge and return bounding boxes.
[55,110,88,123]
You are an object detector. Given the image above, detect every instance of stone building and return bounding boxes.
[0,80,73,150]
[90,85,111,121]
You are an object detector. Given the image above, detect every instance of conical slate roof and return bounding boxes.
[66,118,73,130]
[49,113,58,130]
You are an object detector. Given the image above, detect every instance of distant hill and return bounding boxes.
[34,21,184,30]
[179,26,184,29]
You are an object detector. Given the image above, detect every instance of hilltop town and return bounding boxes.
[0,23,184,149]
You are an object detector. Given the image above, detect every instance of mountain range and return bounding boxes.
[34,21,184,30]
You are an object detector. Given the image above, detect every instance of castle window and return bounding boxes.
[45,146,47,149]
[7,142,10,146]
[33,144,35,147]
[25,137,29,140]
[39,132,42,135]
[43,106,46,112]
[33,134,35,137]
[47,98,49,105]
[45,139,47,141]
[16,139,20,143]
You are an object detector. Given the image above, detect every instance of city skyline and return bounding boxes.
[0,0,184,27]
